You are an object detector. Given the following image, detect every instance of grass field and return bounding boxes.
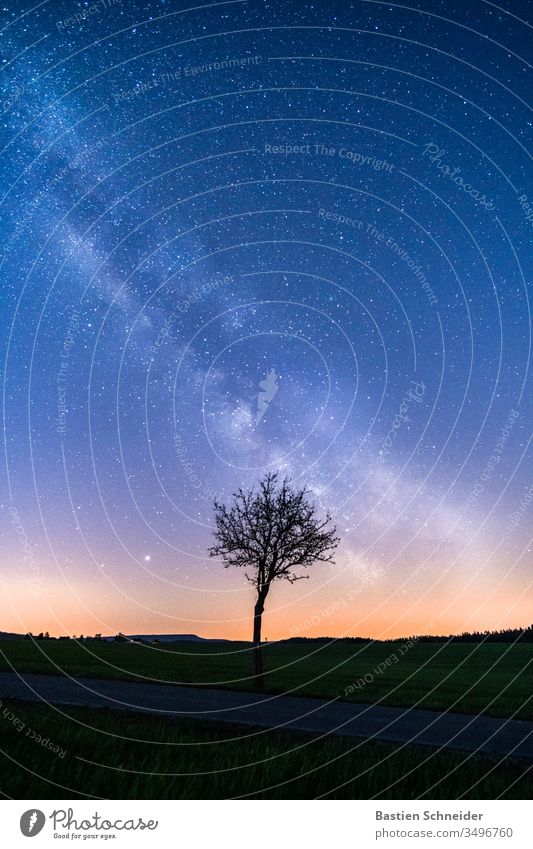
[0,698,531,800]
[0,638,531,720]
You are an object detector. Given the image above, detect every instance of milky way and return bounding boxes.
[1,0,532,640]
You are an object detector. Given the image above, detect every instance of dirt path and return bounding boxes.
[1,671,532,761]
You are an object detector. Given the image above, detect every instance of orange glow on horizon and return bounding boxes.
[2,547,531,642]
[1,574,530,642]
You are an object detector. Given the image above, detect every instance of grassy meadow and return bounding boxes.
[0,638,531,719]
[0,698,531,800]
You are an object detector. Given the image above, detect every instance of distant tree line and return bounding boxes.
[21,632,154,643]
[392,625,533,644]
[19,624,533,644]
[283,625,533,644]
[23,632,104,641]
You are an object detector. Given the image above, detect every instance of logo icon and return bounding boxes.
[20,810,46,837]
[255,368,278,426]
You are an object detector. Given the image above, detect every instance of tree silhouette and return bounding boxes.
[209,472,339,688]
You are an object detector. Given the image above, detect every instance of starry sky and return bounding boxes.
[1,0,532,641]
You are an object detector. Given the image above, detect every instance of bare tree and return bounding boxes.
[209,473,339,688]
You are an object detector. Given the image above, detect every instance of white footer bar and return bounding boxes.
[1,800,530,848]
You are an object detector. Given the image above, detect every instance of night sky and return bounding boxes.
[1,0,532,640]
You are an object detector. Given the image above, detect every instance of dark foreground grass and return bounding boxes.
[0,699,531,799]
[0,639,532,720]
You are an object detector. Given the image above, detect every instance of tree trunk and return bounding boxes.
[252,590,267,689]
